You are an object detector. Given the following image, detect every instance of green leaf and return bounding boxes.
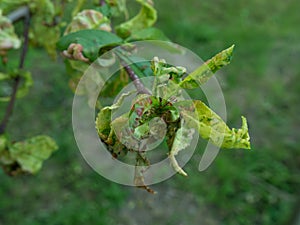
[9,135,58,174]
[180,100,251,149]
[95,107,112,141]
[104,0,129,19]
[126,27,169,41]
[115,0,157,38]
[0,135,8,152]
[179,45,235,89]
[57,29,123,62]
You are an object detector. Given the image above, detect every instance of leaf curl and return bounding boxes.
[180,100,251,149]
[116,0,157,38]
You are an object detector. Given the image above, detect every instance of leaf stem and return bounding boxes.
[0,8,30,134]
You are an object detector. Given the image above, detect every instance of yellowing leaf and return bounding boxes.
[181,100,251,149]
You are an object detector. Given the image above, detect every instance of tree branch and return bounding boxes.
[0,8,30,134]
[121,62,151,95]
[7,6,30,23]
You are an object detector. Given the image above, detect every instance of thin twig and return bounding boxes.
[100,0,106,6]
[122,62,151,95]
[0,8,30,134]
[7,6,30,23]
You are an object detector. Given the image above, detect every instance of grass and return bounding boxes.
[1,0,300,224]
[155,0,300,224]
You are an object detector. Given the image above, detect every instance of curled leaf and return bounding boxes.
[181,100,251,149]
[116,0,157,38]
[57,29,123,62]
[64,10,112,35]
[62,43,90,62]
[168,126,195,176]
[179,45,235,89]
[96,91,135,141]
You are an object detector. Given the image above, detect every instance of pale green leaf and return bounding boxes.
[116,0,157,38]
[179,45,235,89]
[180,100,251,149]
[169,126,195,176]
[9,135,58,174]
[0,135,7,152]
[65,10,112,35]
[96,91,134,140]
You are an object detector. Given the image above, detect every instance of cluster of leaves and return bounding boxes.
[0,0,71,175]
[94,46,250,192]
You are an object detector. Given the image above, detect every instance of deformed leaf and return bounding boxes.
[57,29,123,62]
[96,91,135,140]
[9,135,58,174]
[64,10,112,35]
[95,107,112,140]
[116,0,157,38]
[104,0,129,19]
[179,45,235,89]
[168,126,195,176]
[181,100,251,149]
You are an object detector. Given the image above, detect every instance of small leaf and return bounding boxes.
[57,29,123,62]
[179,45,235,89]
[9,135,58,174]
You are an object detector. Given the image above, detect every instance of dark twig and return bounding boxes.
[100,0,106,6]
[122,62,151,95]
[0,8,30,134]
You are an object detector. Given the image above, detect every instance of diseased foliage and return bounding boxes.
[0,0,250,192]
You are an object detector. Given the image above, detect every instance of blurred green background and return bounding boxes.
[0,0,299,224]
